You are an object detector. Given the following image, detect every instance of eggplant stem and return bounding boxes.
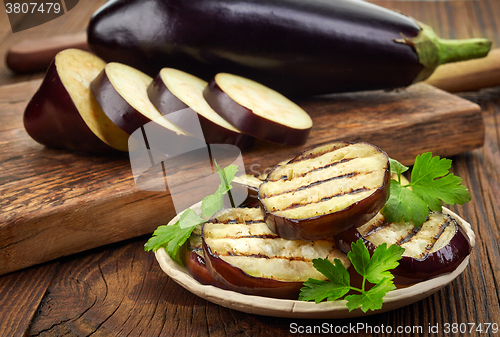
[436,37,492,65]
[400,21,491,83]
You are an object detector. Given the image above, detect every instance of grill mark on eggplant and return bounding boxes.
[275,158,355,181]
[391,214,452,259]
[213,234,279,240]
[362,219,391,238]
[396,228,420,245]
[210,219,266,225]
[221,251,316,263]
[263,170,376,198]
[291,143,350,162]
[277,187,370,211]
[419,218,453,258]
[245,219,265,224]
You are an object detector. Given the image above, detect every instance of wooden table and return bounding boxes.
[1,1,499,336]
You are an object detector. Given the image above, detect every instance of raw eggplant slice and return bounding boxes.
[147,68,254,150]
[24,49,129,153]
[202,208,350,299]
[203,73,313,146]
[335,211,472,283]
[90,62,188,136]
[259,142,390,240]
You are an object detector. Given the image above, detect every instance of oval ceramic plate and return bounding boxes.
[155,205,475,319]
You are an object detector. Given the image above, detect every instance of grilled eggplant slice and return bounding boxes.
[259,142,390,240]
[202,208,350,299]
[181,224,228,289]
[335,211,472,283]
[204,73,313,146]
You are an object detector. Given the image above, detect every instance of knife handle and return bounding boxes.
[424,48,500,92]
[5,31,88,73]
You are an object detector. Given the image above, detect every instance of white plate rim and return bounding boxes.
[155,205,475,319]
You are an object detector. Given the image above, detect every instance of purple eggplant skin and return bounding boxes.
[334,219,472,284]
[24,57,117,154]
[147,73,255,150]
[87,0,426,98]
[202,238,304,299]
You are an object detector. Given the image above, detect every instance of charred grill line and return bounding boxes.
[279,187,371,211]
[220,252,315,262]
[245,220,265,224]
[401,215,452,259]
[291,144,350,162]
[397,228,419,245]
[274,158,355,181]
[215,234,279,239]
[263,170,376,198]
[295,172,357,192]
[423,218,452,255]
[211,219,265,225]
[363,220,391,238]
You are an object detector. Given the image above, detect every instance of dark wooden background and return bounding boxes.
[1,1,499,336]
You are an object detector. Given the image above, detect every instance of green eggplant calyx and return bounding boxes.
[395,21,492,83]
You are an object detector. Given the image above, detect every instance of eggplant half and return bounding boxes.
[202,207,350,299]
[259,142,390,240]
[87,0,490,97]
[335,211,472,283]
[24,49,129,153]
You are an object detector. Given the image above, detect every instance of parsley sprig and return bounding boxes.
[382,152,471,226]
[299,239,404,312]
[144,162,238,258]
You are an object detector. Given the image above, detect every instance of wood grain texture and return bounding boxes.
[0,78,484,276]
[0,1,499,337]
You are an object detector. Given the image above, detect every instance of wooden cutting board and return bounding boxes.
[0,79,484,276]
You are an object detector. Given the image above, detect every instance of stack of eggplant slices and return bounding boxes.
[184,142,471,299]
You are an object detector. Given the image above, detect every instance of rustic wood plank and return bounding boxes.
[0,262,58,337]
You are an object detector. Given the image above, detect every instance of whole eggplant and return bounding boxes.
[87,0,490,97]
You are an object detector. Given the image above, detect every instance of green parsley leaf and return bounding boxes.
[382,153,471,227]
[382,180,429,225]
[353,242,405,284]
[345,278,396,313]
[145,163,239,256]
[389,157,409,183]
[410,153,471,211]
[201,163,238,218]
[144,208,202,257]
[299,239,403,312]
[299,259,351,303]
